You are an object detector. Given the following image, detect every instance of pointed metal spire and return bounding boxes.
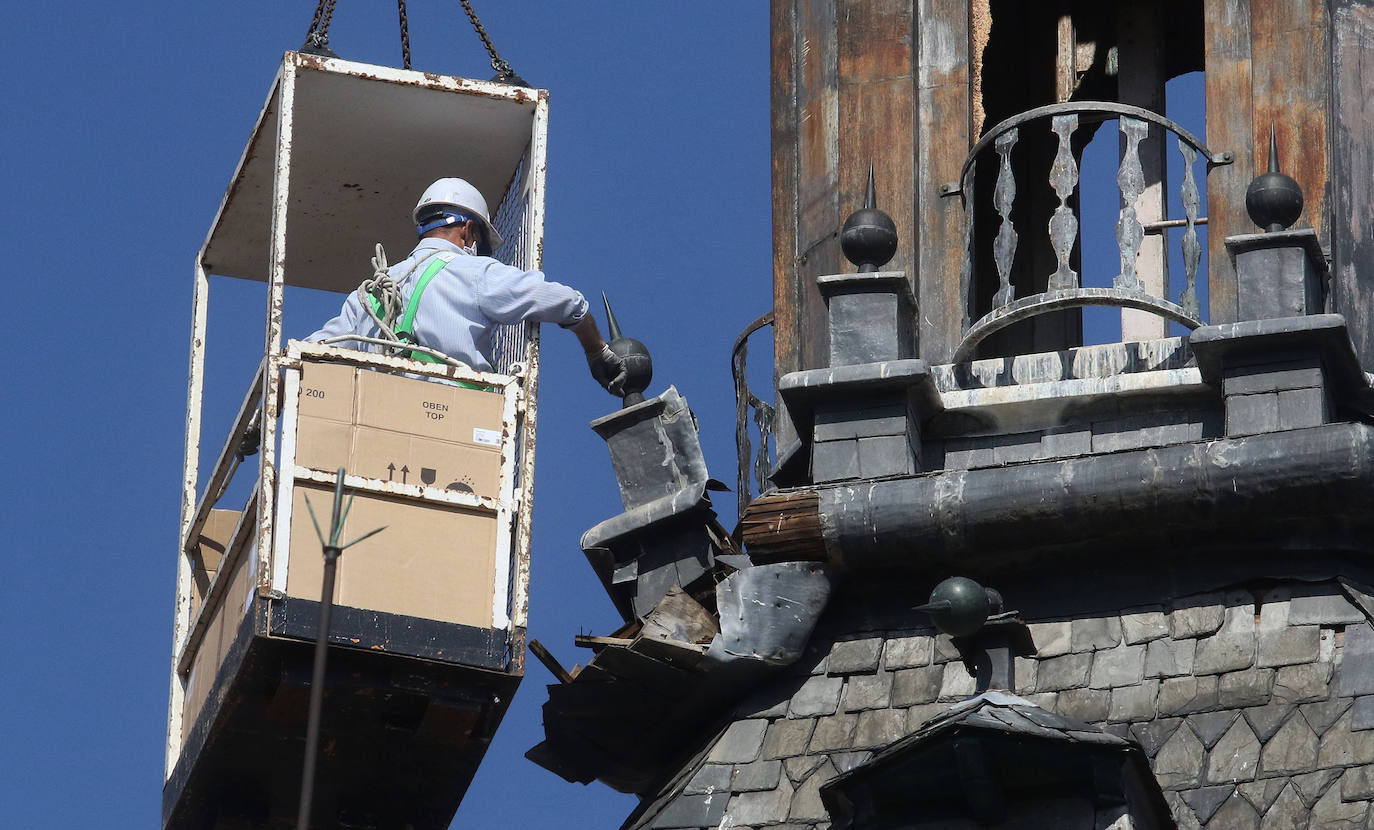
[602,292,624,341]
[600,293,653,407]
[1246,121,1304,232]
[1268,122,1281,174]
[840,161,898,272]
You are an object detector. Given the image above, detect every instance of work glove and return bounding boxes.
[587,344,629,397]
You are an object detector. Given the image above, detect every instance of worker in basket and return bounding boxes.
[308,177,627,395]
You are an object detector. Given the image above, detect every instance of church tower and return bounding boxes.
[530,2,1374,827]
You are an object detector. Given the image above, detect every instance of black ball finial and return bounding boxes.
[914,576,1001,637]
[841,164,899,272]
[602,293,652,407]
[1246,123,1304,233]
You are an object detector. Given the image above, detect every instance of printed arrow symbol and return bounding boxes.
[387,462,396,481]
[400,465,409,484]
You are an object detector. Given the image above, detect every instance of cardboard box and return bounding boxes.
[355,369,506,446]
[293,363,505,499]
[297,361,357,422]
[191,508,242,618]
[183,513,255,742]
[285,484,499,628]
[348,426,500,496]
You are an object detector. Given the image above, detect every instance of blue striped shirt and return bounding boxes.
[307,238,588,372]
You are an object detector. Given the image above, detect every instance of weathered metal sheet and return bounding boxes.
[816,421,1374,569]
[714,562,832,664]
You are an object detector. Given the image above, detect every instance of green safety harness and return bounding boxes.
[363,252,493,391]
[366,253,452,364]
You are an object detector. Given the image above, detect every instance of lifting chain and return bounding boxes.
[301,0,520,82]
[397,0,412,70]
[303,0,338,50]
[458,0,521,83]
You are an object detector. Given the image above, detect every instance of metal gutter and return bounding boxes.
[816,421,1374,568]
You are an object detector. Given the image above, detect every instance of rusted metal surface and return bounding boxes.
[168,259,212,779]
[256,57,296,602]
[506,89,550,669]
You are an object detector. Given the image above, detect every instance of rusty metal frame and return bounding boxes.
[167,52,548,781]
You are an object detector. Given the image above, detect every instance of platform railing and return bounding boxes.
[950,101,1233,363]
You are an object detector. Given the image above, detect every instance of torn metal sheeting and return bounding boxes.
[714,562,832,664]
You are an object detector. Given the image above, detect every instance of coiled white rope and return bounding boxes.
[345,243,467,369]
[357,243,407,348]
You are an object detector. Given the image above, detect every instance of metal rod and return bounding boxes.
[1142,216,1209,233]
[296,469,347,829]
[296,545,339,830]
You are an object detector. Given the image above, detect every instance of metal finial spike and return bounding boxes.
[1268,122,1280,174]
[1246,122,1303,232]
[864,163,877,211]
[602,292,624,341]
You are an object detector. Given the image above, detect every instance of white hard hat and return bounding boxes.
[412,177,504,250]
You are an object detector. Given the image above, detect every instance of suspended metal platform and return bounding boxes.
[165,51,548,829]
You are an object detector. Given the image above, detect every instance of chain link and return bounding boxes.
[397,0,411,69]
[458,0,517,81]
[304,0,338,48]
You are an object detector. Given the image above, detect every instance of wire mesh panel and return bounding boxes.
[489,156,538,375]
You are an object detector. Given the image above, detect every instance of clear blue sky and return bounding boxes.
[0,3,770,828]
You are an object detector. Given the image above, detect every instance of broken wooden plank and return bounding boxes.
[528,639,574,684]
